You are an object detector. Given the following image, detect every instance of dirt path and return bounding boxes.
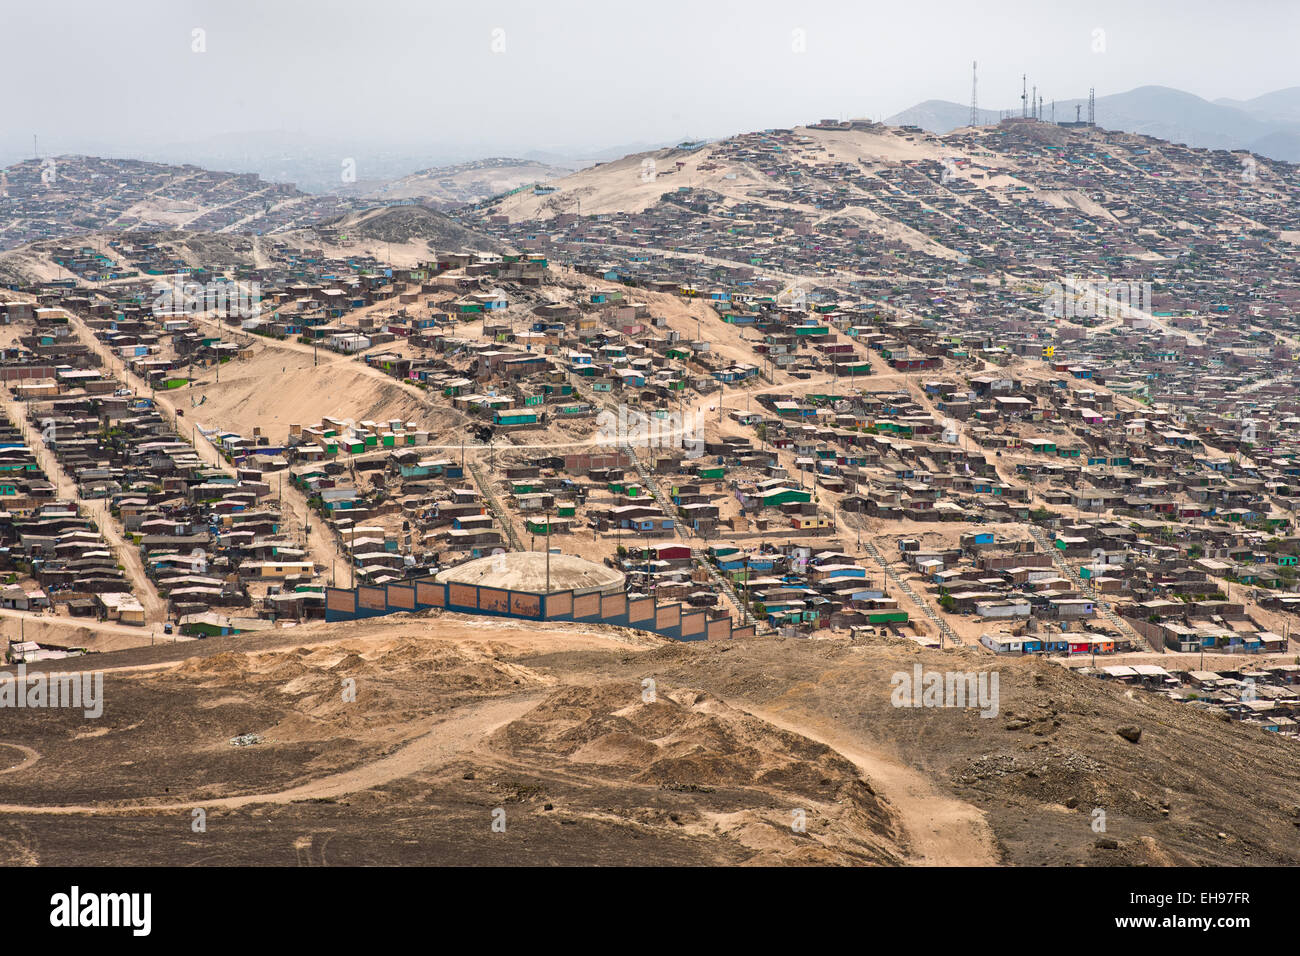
[0,743,39,775]
[743,703,999,866]
[58,306,347,579]
[0,691,544,815]
[0,606,172,640]
[7,400,168,623]
[9,400,169,623]
[0,682,999,867]
[0,608,185,655]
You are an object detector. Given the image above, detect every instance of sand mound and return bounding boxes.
[568,732,661,767]
[176,652,247,677]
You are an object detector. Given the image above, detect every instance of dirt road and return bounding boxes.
[745,703,999,866]
[0,680,999,868]
[8,400,168,623]
[0,691,545,815]
[59,307,347,580]
[0,606,184,653]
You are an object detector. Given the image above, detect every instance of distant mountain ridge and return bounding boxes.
[888,85,1300,162]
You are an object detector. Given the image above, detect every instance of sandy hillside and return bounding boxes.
[182,342,438,442]
[0,612,1297,866]
[484,124,1042,226]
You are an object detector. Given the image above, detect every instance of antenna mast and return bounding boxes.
[969,61,979,127]
[1021,75,1028,118]
[1089,87,1096,125]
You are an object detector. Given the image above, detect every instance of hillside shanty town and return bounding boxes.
[4,114,1300,741]
[7,113,1300,738]
[5,0,1300,883]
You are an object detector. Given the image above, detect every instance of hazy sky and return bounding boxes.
[4,0,1299,165]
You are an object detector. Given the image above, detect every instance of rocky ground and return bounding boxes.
[1,611,1296,866]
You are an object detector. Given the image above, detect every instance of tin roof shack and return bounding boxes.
[97,591,146,626]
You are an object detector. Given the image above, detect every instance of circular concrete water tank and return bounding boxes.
[434,551,625,596]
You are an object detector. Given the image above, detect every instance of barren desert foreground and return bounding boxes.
[1,611,1296,866]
